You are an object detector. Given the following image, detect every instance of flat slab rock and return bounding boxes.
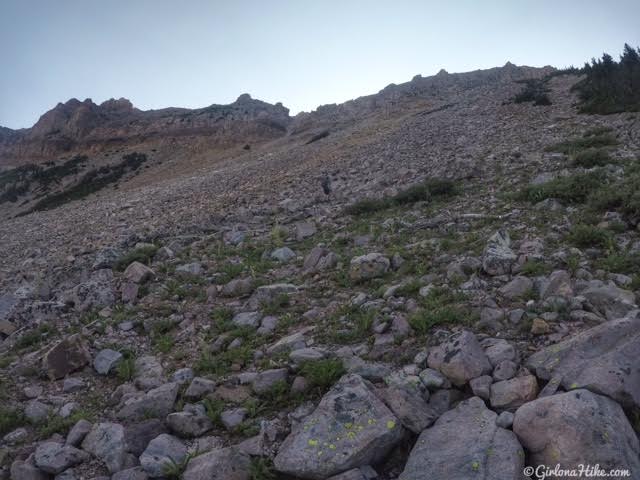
[399,396,524,480]
[274,374,404,480]
[513,389,640,474]
[525,315,640,409]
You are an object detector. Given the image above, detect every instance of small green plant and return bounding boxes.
[546,133,618,155]
[249,457,277,480]
[409,287,472,335]
[520,260,551,276]
[153,334,174,354]
[202,398,225,426]
[116,356,136,382]
[572,148,613,168]
[513,78,551,106]
[325,306,377,344]
[0,406,26,435]
[566,224,613,249]
[299,358,345,395]
[261,293,290,315]
[14,324,56,350]
[38,411,89,438]
[115,244,158,270]
[596,251,640,274]
[514,171,603,204]
[345,178,458,215]
[162,452,195,480]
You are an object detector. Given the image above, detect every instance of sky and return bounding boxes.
[1,0,639,129]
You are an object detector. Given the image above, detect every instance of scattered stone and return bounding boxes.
[63,377,85,393]
[140,434,187,478]
[428,330,492,386]
[498,276,533,300]
[34,442,89,475]
[24,400,52,423]
[399,397,524,480]
[274,374,403,479]
[525,315,640,408]
[94,348,123,375]
[513,390,640,473]
[167,404,214,438]
[303,246,338,273]
[252,368,288,394]
[296,222,317,241]
[469,375,492,400]
[418,368,447,390]
[490,375,538,410]
[377,386,437,433]
[220,408,247,430]
[496,411,514,429]
[117,382,179,421]
[220,278,254,297]
[81,423,127,474]
[123,261,155,284]
[182,447,251,480]
[580,281,636,320]
[124,420,168,456]
[232,311,262,328]
[349,253,390,282]
[482,230,516,276]
[42,334,91,380]
[530,318,550,335]
[271,247,296,262]
[66,419,92,447]
[184,377,217,400]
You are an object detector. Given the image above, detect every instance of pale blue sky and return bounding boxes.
[1,0,638,129]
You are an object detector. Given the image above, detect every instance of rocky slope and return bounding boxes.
[1,63,640,480]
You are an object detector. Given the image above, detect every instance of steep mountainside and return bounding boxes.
[1,62,640,480]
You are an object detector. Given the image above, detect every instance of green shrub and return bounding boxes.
[114,245,158,270]
[513,78,552,106]
[546,134,618,155]
[566,224,612,249]
[409,287,471,335]
[572,148,613,168]
[38,411,89,437]
[345,178,458,216]
[14,324,56,350]
[596,251,640,274]
[299,358,345,394]
[520,260,552,276]
[515,171,603,204]
[0,406,25,435]
[202,398,225,426]
[249,457,277,480]
[116,357,136,382]
[588,164,640,221]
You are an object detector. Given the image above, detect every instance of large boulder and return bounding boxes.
[489,375,538,411]
[428,331,492,386]
[580,281,636,320]
[525,315,640,408]
[81,422,128,474]
[117,382,179,421]
[34,442,89,474]
[42,334,91,380]
[513,390,640,473]
[140,434,187,478]
[482,230,516,276]
[349,253,390,282]
[274,374,404,479]
[182,447,251,480]
[398,396,524,480]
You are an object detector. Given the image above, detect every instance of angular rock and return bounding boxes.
[247,283,298,309]
[81,422,127,474]
[252,368,288,394]
[34,442,89,474]
[134,355,165,391]
[184,377,217,400]
[303,246,338,273]
[271,247,296,262]
[66,419,92,447]
[123,262,155,284]
[580,281,636,320]
[117,382,179,421]
[469,375,492,400]
[499,276,533,300]
[349,253,390,282]
[377,386,437,434]
[10,458,49,480]
[482,230,516,276]
[232,311,262,328]
[112,467,149,480]
[93,348,123,375]
[140,434,187,478]
[525,315,640,408]
[428,330,492,386]
[42,334,90,380]
[182,447,251,480]
[274,374,403,479]
[490,375,538,410]
[513,390,640,473]
[167,405,214,438]
[124,420,168,456]
[399,397,524,480]
[540,270,573,299]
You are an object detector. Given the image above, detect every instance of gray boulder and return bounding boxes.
[271,247,296,262]
[490,375,538,411]
[399,396,524,480]
[377,386,438,433]
[117,382,179,421]
[513,389,640,473]
[34,442,89,474]
[525,315,640,408]
[167,404,214,438]
[274,374,404,479]
[303,246,338,273]
[232,311,262,328]
[428,330,492,386]
[182,447,251,480]
[580,281,636,320]
[123,262,155,284]
[81,422,127,474]
[42,334,91,380]
[349,253,390,282]
[482,230,516,276]
[94,349,123,375]
[140,434,187,478]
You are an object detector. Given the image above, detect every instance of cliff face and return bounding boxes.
[0,94,291,167]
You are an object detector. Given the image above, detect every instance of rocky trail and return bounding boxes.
[1,63,640,480]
